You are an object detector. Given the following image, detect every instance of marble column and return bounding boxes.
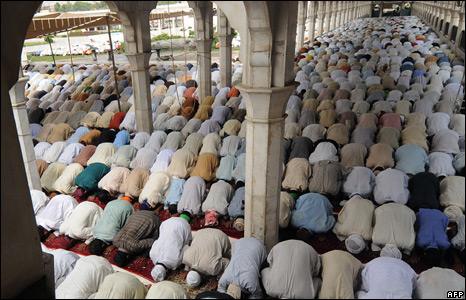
[325,2,332,32]
[432,6,437,25]
[2,73,48,299]
[127,53,153,133]
[330,3,337,30]
[307,1,317,42]
[197,38,213,102]
[448,11,459,41]
[438,5,445,32]
[442,8,451,36]
[336,4,342,28]
[9,76,41,190]
[345,2,351,24]
[237,84,295,251]
[296,1,307,50]
[456,12,465,46]
[318,1,325,36]
[218,9,232,88]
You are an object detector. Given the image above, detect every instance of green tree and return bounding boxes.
[43,35,56,65]
[151,33,183,41]
[43,35,54,44]
[73,1,94,11]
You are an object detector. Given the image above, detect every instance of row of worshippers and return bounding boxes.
[42,232,465,299]
[24,59,244,137]
[42,248,194,299]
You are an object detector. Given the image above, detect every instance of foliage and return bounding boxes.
[27,53,87,62]
[212,35,219,49]
[118,41,125,53]
[151,33,183,41]
[54,1,107,12]
[157,1,179,5]
[24,41,49,47]
[43,35,54,44]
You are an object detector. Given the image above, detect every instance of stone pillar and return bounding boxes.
[9,77,41,190]
[197,38,213,101]
[336,3,342,28]
[345,2,351,24]
[456,12,465,46]
[325,2,332,32]
[318,1,325,35]
[438,5,445,32]
[437,6,443,30]
[237,84,295,251]
[296,1,307,50]
[127,53,153,133]
[330,3,337,30]
[307,1,317,42]
[219,45,233,86]
[2,70,48,300]
[218,9,233,88]
[442,8,451,36]
[430,5,435,24]
[432,5,437,25]
[448,11,459,41]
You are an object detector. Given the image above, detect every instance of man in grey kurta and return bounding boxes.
[261,240,321,299]
[218,237,267,298]
[182,228,231,276]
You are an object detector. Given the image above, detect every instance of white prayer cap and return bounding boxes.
[444,205,463,223]
[345,234,366,254]
[151,264,167,282]
[380,244,402,259]
[186,270,201,287]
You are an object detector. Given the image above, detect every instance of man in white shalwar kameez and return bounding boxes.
[50,249,80,288]
[36,194,78,233]
[149,213,193,281]
[30,189,50,215]
[55,255,114,299]
[59,201,103,242]
[357,256,417,299]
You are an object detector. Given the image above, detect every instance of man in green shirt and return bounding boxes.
[89,195,134,255]
[74,162,110,192]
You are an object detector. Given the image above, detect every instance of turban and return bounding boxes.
[444,205,463,223]
[186,270,201,287]
[380,244,402,259]
[233,218,244,232]
[345,234,366,254]
[151,264,167,282]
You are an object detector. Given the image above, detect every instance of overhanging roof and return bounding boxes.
[26,10,193,39]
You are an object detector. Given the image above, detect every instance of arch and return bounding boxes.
[3,1,153,90]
